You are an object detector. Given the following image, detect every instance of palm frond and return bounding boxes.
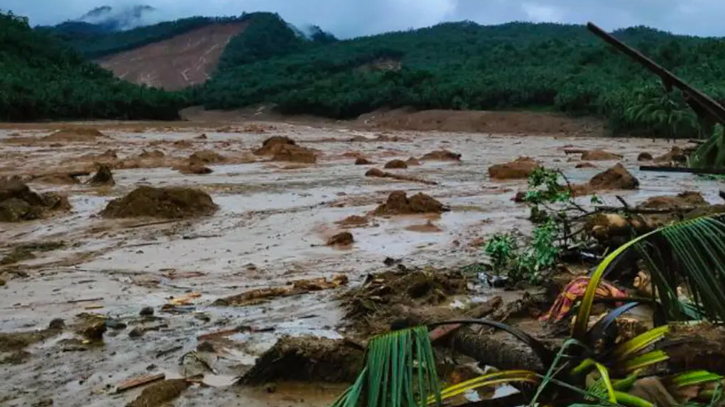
[574,214,725,340]
[330,326,440,407]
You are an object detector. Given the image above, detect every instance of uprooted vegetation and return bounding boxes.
[340,269,468,336]
[101,186,218,219]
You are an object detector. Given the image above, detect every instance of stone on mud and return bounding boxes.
[101,186,218,219]
[575,162,597,169]
[139,150,165,159]
[0,178,71,222]
[87,164,115,186]
[384,159,408,169]
[637,152,653,162]
[420,149,461,161]
[488,157,539,180]
[588,163,639,190]
[374,191,448,215]
[327,231,354,246]
[175,163,213,175]
[126,379,189,407]
[406,157,421,166]
[354,157,372,165]
[253,136,317,164]
[580,149,622,161]
[189,150,224,164]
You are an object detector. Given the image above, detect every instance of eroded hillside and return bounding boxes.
[96,21,248,91]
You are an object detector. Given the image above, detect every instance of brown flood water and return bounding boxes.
[0,122,719,406]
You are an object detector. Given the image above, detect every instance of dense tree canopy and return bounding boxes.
[0,11,186,121]
[199,20,725,138]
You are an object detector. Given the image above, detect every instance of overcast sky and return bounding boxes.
[4,0,725,38]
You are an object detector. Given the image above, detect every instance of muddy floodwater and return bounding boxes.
[0,122,720,406]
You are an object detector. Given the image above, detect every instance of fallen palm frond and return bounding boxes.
[573,214,725,340]
[330,326,440,407]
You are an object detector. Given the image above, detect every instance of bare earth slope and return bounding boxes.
[97,22,248,91]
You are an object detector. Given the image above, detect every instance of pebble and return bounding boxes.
[139,306,154,316]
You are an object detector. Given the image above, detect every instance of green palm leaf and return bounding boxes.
[574,214,725,340]
[331,326,441,407]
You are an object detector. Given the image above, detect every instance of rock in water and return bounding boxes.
[637,152,653,162]
[87,165,115,186]
[488,157,539,180]
[0,178,70,222]
[420,150,461,161]
[327,232,354,246]
[101,186,218,219]
[253,137,317,164]
[374,191,448,215]
[589,163,639,190]
[580,149,622,161]
[384,159,408,169]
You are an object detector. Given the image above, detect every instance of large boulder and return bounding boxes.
[588,163,639,190]
[101,186,218,219]
[374,191,448,215]
[0,178,70,222]
[254,137,316,164]
[488,157,539,180]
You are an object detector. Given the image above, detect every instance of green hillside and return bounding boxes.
[199,20,725,138]
[0,11,185,121]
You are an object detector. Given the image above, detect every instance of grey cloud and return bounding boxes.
[4,0,725,37]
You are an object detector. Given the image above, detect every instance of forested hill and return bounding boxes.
[0,12,185,121]
[198,19,725,137]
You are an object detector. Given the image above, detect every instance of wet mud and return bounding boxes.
[0,120,720,406]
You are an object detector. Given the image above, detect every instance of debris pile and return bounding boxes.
[374,191,448,215]
[254,136,317,164]
[214,274,348,306]
[101,186,218,219]
[0,178,70,222]
[341,269,467,335]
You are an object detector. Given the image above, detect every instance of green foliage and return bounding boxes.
[216,13,306,71]
[517,219,560,284]
[483,233,517,274]
[41,16,245,59]
[0,11,185,121]
[196,20,721,138]
[330,327,440,407]
[691,124,725,169]
[622,86,699,139]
